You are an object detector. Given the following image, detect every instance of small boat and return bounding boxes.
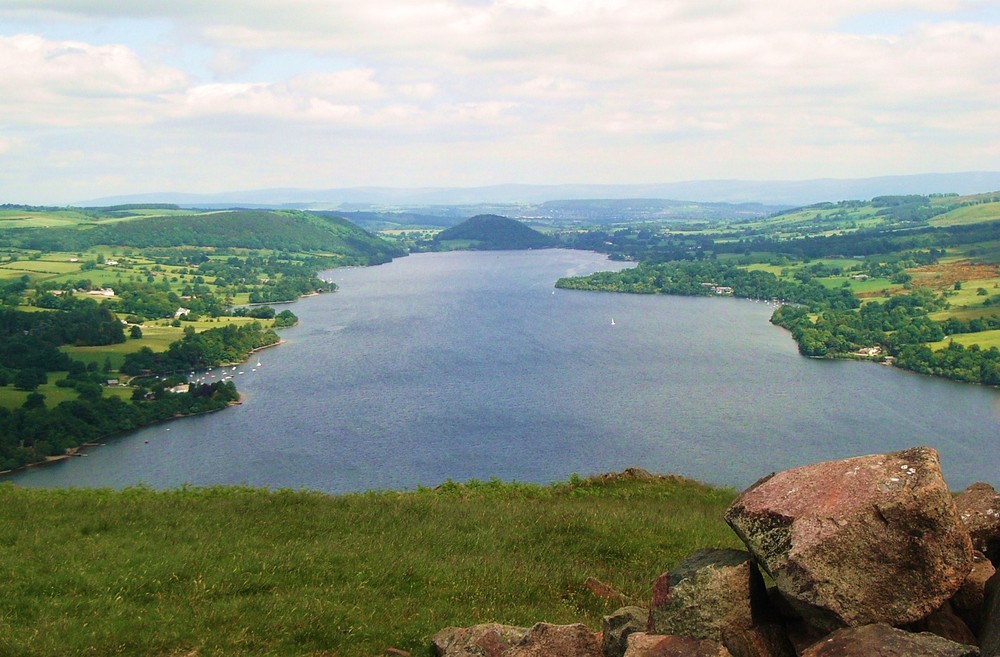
[611,318,616,326]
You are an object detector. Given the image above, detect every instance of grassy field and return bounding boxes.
[815,275,896,295]
[0,209,95,229]
[0,475,740,657]
[927,329,1000,351]
[0,208,193,230]
[930,306,1000,322]
[59,316,276,372]
[0,377,134,410]
[0,258,84,275]
[931,200,1000,227]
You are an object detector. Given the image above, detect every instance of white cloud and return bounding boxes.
[0,135,20,155]
[286,70,386,101]
[0,1,997,201]
[0,34,186,126]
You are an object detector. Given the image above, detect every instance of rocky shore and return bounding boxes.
[433,447,1000,657]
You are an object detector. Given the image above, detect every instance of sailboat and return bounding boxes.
[611,317,615,326]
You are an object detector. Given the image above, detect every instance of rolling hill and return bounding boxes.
[2,209,404,264]
[432,214,557,250]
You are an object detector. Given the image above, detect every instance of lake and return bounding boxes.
[7,249,1000,493]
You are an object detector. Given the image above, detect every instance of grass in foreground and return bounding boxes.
[0,475,739,657]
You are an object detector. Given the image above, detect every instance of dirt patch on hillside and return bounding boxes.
[907,262,999,290]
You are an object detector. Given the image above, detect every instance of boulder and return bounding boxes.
[647,548,767,642]
[623,632,733,657]
[785,620,832,656]
[953,553,997,635]
[981,571,1000,657]
[799,624,980,657]
[904,601,979,647]
[431,623,527,657]
[505,622,601,657]
[720,624,796,657]
[725,447,973,629]
[955,483,1000,564]
[603,606,648,657]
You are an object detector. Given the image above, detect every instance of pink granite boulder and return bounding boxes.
[431,623,527,657]
[646,548,767,642]
[504,622,601,657]
[955,483,1000,563]
[800,624,980,657]
[724,447,973,629]
[623,632,733,657]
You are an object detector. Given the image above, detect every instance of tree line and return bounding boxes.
[0,382,239,471]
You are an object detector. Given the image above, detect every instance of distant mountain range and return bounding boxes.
[80,171,1000,210]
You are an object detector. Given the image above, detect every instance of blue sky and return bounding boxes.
[0,1,998,204]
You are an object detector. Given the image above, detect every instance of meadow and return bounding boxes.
[0,474,740,657]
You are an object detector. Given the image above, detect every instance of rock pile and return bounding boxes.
[432,447,1000,657]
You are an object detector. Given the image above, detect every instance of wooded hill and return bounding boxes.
[433,214,557,250]
[3,209,404,264]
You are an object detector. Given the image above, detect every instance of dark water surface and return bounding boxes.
[8,250,1000,492]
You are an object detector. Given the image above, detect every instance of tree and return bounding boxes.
[14,368,47,391]
[22,392,46,409]
[130,325,143,339]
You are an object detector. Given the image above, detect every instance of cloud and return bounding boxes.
[0,34,186,125]
[0,135,21,155]
[0,1,997,202]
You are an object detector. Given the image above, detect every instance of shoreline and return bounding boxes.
[0,399,244,478]
[2,336,280,478]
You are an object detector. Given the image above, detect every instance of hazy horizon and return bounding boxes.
[73,172,1000,209]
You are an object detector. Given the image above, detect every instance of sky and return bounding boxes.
[1,1,999,205]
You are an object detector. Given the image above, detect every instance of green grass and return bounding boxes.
[743,263,784,276]
[0,475,739,657]
[927,329,1000,351]
[0,209,93,229]
[0,379,134,410]
[930,307,1000,322]
[60,317,274,372]
[0,208,199,230]
[954,240,1000,264]
[947,284,1000,308]
[814,276,895,294]
[0,259,83,275]
[931,201,1000,227]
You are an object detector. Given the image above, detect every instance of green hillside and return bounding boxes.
[433,214,557,250]
[3,209,404,264]
[0,475,738,657]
